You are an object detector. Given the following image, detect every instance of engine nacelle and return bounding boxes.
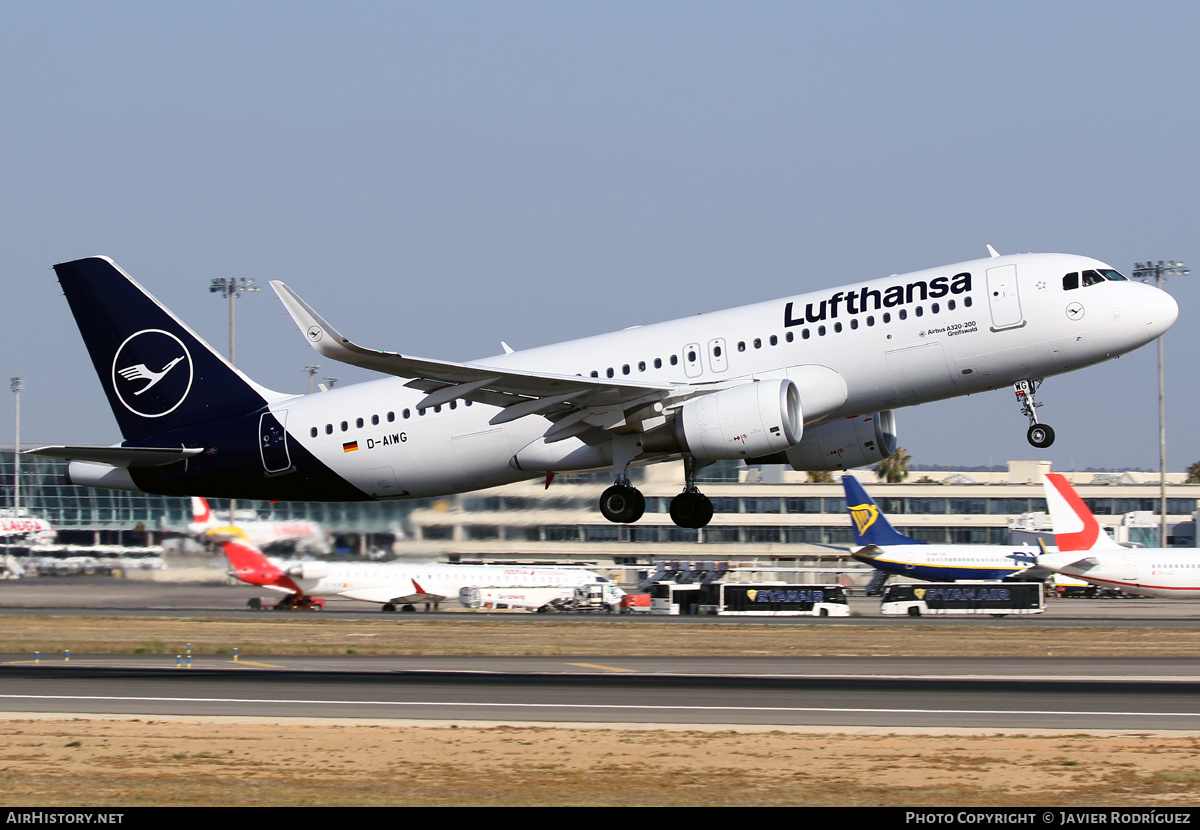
[778,411,897,471]
[288,562,329,581]
[675,379,801,461]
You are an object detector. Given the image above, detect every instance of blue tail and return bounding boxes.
[53,256,275,443]
[50,256,369,502]
[841,475,924,546]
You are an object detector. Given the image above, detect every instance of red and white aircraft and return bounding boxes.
[219,538,609,611]
[188,496,326,552]
[1038,473,1200,598]
[0,516,56,545]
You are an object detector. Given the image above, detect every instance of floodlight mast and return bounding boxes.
[1133,260,1188,547]
[10,377,21,517]
[208,278,260,525]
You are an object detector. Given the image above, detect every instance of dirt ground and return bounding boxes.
[4,616,1200,806]
[2,715,1199,807]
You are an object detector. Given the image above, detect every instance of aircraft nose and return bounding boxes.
[1142,286,1179,338]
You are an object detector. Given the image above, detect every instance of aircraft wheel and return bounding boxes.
[1027,423,1055,448]
[671,492,714,529]
[599,484,645,523]
[381,603,396,613]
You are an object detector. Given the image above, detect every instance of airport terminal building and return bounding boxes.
[1,449,1196,571]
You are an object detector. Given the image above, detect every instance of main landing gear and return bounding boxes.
[599,478,645,524]
[597,455,714,529]
[670,455,713,529]
[1014,379,1055,449]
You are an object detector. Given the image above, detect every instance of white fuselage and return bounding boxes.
[856,543,1051,582]
[265,252,1173,498]
[1037,550,1200,599]
[280,560,605,605]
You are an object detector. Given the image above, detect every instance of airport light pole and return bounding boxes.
[1133,260,1188,547]
[208,278,260,525]
[305,365,320,394]
[10,377,21,517]
[208,278,260,364]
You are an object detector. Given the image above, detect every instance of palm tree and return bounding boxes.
[1187,461,1200,484]
[875,447,912,483]
[807,470,833,484]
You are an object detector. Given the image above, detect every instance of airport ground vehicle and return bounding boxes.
[571,582,624,612]
[649,581,849,616]
[879,581,1044,616]
[619,593,652,614]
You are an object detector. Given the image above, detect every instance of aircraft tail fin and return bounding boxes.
[218,538,288,588]
[842,475,924,546]
[1043,473,1124,552]
[52,257,280,444]
[192,497,211,524]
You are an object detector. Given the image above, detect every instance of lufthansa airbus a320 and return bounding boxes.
[34,248,1176,528]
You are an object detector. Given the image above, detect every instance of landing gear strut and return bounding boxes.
[599,435,647,524]
[669,455,713,529]
[1014,379,1055,448]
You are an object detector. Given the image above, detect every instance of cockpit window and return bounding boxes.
[1082,269,1107,286]
[1101,269,1127,281]
[1063,272,1079,290]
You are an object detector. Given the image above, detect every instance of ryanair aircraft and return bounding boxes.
[33,249,1176,528]
[843,475,1052,582]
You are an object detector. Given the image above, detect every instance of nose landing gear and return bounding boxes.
[1015,379,1055,448]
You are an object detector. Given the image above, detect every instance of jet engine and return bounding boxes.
[288,562,329,580]
[755,411,897,471]
[673,379,801,461]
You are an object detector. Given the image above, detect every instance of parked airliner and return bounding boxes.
[33,250,1176,528]
[219,538,607,611]
[843,475,1050,581]
[187,496,327,552]
[1039,473,1200,598]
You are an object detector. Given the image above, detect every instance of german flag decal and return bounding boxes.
[343,441,359,453]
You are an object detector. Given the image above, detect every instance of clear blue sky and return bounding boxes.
[2,1,1197,470]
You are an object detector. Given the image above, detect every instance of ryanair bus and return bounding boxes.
[650,581,849,616]
[879,582,1044,617]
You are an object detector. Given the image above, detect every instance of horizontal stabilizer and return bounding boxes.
[26,445,203,468]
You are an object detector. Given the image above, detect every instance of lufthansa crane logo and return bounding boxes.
[848,503,879,536]
[111,329,194,418]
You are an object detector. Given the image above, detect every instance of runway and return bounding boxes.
[3,578,1200,732]
[4,656,1200,731]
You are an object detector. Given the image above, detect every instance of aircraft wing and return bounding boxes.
[270,281,692,443]
[336,587,445,605]
[24,445,203,468]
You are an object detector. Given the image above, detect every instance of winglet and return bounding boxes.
[987,244,1001,258]
[269,281,362,364]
